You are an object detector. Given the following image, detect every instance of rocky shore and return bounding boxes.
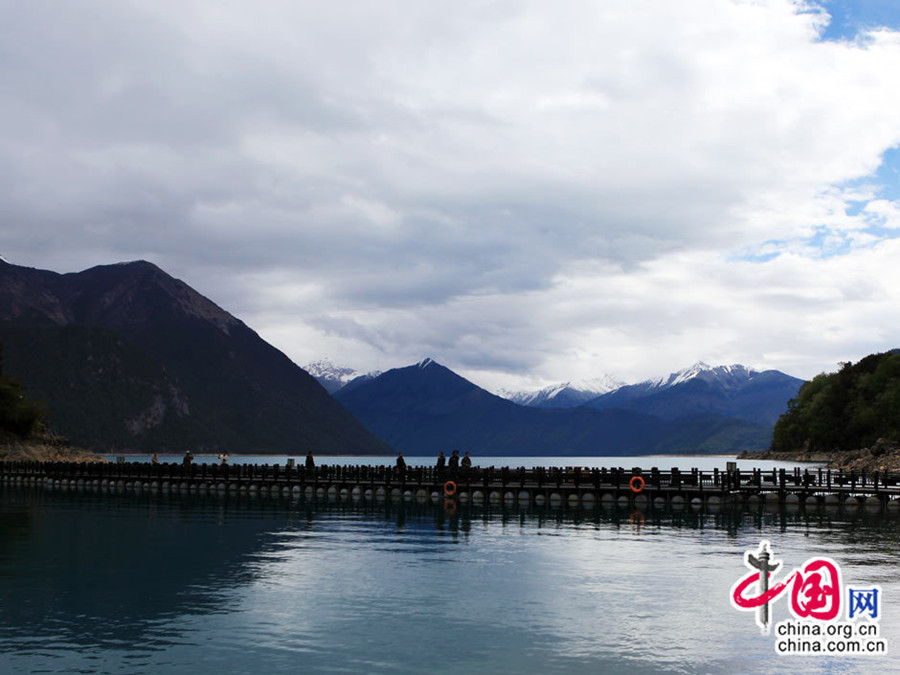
[0,433,107,463]
[738,438,900,473]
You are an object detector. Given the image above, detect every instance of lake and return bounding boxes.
[2,455,897,674]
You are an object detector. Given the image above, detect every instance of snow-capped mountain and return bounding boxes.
[646,362,757,390]
[499,375,625,409]
[304,359,381,395]
[334,358,777,455]
[584,361,804,426]
[498,361,802,426]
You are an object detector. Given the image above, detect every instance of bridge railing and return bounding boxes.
[3,461,900,496]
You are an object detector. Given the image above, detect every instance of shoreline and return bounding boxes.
[0,440,108,463]
[97,451,743,458]
[16,445,899,470]
[738,439,900,472]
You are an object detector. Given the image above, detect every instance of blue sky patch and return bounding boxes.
[872,146,900,202]
[817,1,900,41]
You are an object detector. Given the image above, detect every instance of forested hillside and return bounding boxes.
[772,350,900,452]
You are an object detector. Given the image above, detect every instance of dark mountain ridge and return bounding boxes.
[0,259,389,454]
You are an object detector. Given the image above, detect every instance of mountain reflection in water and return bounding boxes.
[1,485,898,674]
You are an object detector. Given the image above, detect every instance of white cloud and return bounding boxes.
[1,0,899,390]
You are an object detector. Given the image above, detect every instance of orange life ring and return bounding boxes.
[629,476,645,493]
[443,481,457,497]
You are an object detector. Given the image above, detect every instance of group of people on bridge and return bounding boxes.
[433,450,472,471]
[392,450,473,476]
[236,449,474,476]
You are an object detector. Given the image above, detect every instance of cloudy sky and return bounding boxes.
[2,1,900,392]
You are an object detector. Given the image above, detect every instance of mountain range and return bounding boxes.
[0,259,389,454]
[334,358,795,456]
[581,363,803,426]
[314,359,801,429]
[1,257,806,457]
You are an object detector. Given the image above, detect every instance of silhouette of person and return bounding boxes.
[461,451,472,469]
[151,452,159,465]
[396,452,407,472]
[306,451,315,469]
[448,450,459,475]
[436,451,445,469]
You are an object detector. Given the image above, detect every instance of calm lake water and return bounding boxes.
[2,456,897,674]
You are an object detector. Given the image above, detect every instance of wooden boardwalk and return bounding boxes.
[3,460,900,508]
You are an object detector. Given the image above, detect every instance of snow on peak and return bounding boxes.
[668,362,712,386]
[417,357,435,369]
[305,359,360,383]
[498,374,625,407]
[305,359,382,394]
[568,374,627,394]
[648,362,758,390]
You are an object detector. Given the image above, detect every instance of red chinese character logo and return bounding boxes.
[731,541,843,632]
[790,559,841,620]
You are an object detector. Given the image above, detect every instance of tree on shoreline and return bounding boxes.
[0,341,46,438]
[772,350,900,452]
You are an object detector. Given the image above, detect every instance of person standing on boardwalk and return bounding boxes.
[435,451,446,479]
[151,452,159,465]
[448,450,459,477]
[461,452,472,469]
[182,450,194,477]
[396,452,407,477]
[306,451,315,469]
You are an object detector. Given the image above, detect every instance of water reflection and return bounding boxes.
[0,488,277,656]
[2,485,898,674]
